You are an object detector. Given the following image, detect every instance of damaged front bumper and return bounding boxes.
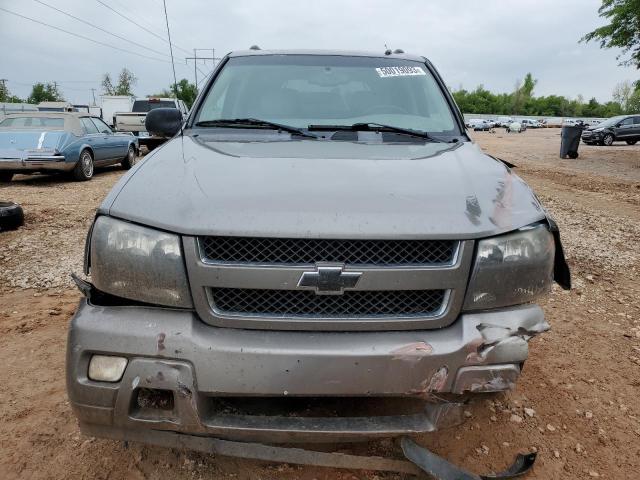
[67,300,548,443]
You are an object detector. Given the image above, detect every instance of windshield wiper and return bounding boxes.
[194,118,317,138]
[308,123,444,142]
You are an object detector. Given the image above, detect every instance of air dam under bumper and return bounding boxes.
[67,300,548,443]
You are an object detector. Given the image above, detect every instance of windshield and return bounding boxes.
[194,55,459,135]
[133,100,176,112]
[596,115,626,128]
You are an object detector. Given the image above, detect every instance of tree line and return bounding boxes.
[452,74,640,118]
[0,67,199,108]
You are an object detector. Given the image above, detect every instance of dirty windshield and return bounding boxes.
[194,55,459,136]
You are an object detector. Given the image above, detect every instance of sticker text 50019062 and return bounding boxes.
[375,66,426,78]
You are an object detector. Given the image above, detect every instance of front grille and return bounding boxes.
[211,288,446,317]
[200,237,456,265]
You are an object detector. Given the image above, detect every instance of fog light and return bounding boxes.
[88,355,127,382]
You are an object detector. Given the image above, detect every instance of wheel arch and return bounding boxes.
[77,144,95,160]
[127,139,139,155]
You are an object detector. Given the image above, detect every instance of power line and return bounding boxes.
[33,0,171,59]
[162,0,178,97]
[0,6,172,63]
[95,0,191,56]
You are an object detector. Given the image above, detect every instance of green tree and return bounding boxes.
[149,79,198,108]
[627,89,640,112]
[0,82,21,102]
[582,0,640,68]
[511,73,537,114]
[27,82,64,103]
[172,79,198,108]
[612,79,635,111]
[102,68,137,96]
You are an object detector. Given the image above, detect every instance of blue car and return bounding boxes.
[0,112,139,182]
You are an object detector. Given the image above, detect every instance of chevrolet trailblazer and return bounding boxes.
[66,50,570,449]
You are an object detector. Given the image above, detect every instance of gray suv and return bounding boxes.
[67,50,570,447]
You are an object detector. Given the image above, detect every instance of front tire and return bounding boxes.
[73,150,94,181]
[626,140,637,145]
[121,145,137,170]
[602,133,614,146]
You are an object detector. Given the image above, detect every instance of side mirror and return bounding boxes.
[145,108,182,137]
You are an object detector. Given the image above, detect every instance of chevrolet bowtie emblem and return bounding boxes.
[298,265,362,295]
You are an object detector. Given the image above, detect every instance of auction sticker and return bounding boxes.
[375,66,426,78]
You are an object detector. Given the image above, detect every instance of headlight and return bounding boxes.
[90,216,192,308]
[464,224,554,310]
[593,128,603,132]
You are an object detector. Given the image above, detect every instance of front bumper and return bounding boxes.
[0,156,73,172]
[67,300,548,443]
[581,131,602,142]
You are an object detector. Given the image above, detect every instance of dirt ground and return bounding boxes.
[1,129,639,479]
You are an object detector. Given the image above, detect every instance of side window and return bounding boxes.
[80,118,99,134]
[633,116,640,125]
[620,117,633,126]
[91,117,112,134]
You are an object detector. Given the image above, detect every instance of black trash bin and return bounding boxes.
[560,124,583,159]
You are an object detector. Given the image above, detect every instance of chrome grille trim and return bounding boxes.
[210,288,448,318]
[199,236,458,266]
[183,236,474,331]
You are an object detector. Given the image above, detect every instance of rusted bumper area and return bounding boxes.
[66,300,548,443]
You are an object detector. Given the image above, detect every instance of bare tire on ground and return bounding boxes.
[626,140,637,145]
[0,172,13,183]
[602,134,614,146]
[0,201,24,231]
[73,149,94,181]
[121,145,137,170]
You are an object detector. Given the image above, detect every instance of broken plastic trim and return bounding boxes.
[545,215,571,290]
[401,437,537,479]
[87,424,537,478]
[488,154,517,169]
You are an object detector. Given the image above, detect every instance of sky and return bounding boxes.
[0,0,636,105]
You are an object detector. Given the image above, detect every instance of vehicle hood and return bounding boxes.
[105,135,546,239]
[0,130,69,158]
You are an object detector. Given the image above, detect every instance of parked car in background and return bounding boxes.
[37,101,75,112]
[543,118,564,128]
[0,112,138,182]
[115,97,188,150]
[496,116,514,127]
[520,119,541,128]
[581,114,640,146]
[466,119,493,131]
[101,95,134,127]
[506,121,524,133]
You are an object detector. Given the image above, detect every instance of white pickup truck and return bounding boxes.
[114,98,188,150]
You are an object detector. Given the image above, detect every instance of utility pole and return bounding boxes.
[185,48,220,89]
[90,88,97,106]
[193,48,197,89]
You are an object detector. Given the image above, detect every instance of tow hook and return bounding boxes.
[401,437,537,479]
